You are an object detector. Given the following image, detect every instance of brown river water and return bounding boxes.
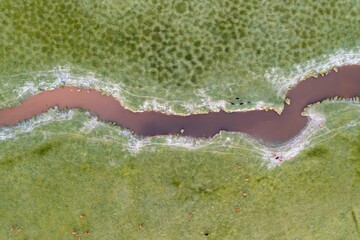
[0,65,359,144]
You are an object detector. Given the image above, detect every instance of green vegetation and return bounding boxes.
[0,102,359,239]
[1,0,360,111]
[1,1,360,238]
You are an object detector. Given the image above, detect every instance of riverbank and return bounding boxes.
[1,65,359,144]
[1,47,360,116]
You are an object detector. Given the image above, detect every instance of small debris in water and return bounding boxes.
[285,98,291,105]
[180,128,184,134]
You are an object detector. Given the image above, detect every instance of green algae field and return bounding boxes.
[0,0,360,239]
[1,0,360,111]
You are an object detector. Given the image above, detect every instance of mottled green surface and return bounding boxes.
[0,102,359,239]
[1,1,360,239]
[1,0,360,109]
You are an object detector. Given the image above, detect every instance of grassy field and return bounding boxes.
[0,102,359,239]
[1,0,360,112]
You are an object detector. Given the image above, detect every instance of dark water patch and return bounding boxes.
[0,65,359,144]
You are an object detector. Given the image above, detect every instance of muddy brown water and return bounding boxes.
[0,65,359,144]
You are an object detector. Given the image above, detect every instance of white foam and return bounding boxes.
[265,47,360,96]
[260,111,326,168]
[0,108,74,141]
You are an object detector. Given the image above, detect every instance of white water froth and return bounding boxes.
[80,114,104,133]
[265,47,360,96]
[262,100,360,168]
[0,108,74,141]
[261,111,326,168]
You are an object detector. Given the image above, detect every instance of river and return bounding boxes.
[0,65,359,144]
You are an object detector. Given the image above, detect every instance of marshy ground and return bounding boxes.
[0,0,360,239]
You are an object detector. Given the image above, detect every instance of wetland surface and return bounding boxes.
[0,65,359,144]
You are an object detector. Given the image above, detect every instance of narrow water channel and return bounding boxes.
[0,65,359,144]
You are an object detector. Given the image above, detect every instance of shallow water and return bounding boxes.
[0,65,359,144]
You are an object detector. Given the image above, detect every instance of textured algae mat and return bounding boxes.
[1,0,359,110]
